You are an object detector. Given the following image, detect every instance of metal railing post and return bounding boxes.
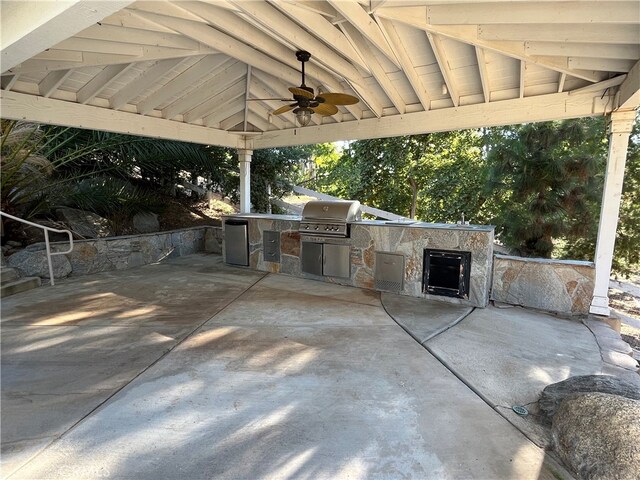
[0,211,73,287]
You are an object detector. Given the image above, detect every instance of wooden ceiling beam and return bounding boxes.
[219,109,246,131]
[374,9,607,83]
[1,0,134,73]
[525,42,640,60]
[137,55,225,115]
[339,23,406,113]
[475,47,490,103]
[272,1,369,73]
[376,16,431,110]
[617,59,640,109]
[519,61,526,98]
[184,80,246,123]
[178,1,369,119]
[1,74,19,91]
[327,0,400,68]
[568,57,636,73]
[478,24,640,45]
[0,89,241,148]
[77,63,134,104]
[557,73,567,93]
[426,32,460,107]
[426,2,639,25]
[250,89,613,149]
[229,0,363,84]
[7,47,216,75]
[38,70,72,98]
[128,8,306,91]
[162,60,244,119]
[204,99,245,128]
[110,57,184,110]
[76,22,204,49]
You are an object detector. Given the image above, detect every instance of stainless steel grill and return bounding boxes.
[299,200,361,237]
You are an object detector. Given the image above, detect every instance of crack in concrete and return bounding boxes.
[6,272,269,479]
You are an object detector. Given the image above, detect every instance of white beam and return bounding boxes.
[1,74,18,91]
[76,22,203,49]
[77,63,133,104]
[525,42,640,60]
[229,0,364,84]
[568,57,635,73]
[426,33,459,107]
[568,75,626,95]
[327,0,399,67]
[426,2,639,25]
[186,81,246,123]
[1,0,133,73]
[557,73,566,93]
[268,1,370,73]
[376,16,431,110]
[220,110,246,131]
[174,0,363,119]
[375,9,609,83]
[129,9,305,89]
[249,101,287,130]
[252,90,613,149]
[0,89,241,148]
[38,69,72,98]
[243,65,251,131]
[339,23,406,113]
[475,47,490,103]
[204,99,245,128]
[590,110,637,316]
[137,55,224,115]
[478,24,640,45]
[110,58,184,110]
[617,59,640,110]
[519,61,526,98]
[162,60,244,120]
[238,149,252,213]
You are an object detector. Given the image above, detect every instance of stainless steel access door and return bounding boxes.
[323,244,350,278]
[224,219,248,266]
[301,242,323,276]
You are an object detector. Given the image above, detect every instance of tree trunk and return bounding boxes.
[408,177,418,219]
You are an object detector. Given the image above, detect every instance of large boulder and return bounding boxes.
[552,392,640,480]
[56,207,113,238]
[132,212,159,234]
[539,375,640,422]
[7,249,72,279]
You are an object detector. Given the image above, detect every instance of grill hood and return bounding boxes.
[301,200,361,222]
[299,200,361,237]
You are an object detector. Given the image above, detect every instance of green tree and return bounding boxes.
[485,119,606,257]
[312,131,486,222]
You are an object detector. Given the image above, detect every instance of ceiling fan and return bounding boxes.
[250,50,359,126]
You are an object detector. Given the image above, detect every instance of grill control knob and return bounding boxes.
[304,225,309,229]
[314,225,319,230]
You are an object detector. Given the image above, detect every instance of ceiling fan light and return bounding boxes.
[296,108,312,127]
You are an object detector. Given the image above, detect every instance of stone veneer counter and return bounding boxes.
[223,215,494,307]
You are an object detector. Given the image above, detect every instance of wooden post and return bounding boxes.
[238,148,253,213]
[589,110,637,316]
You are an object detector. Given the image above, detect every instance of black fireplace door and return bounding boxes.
[423,249,471,299]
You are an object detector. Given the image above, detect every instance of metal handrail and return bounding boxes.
[0,211,73,286]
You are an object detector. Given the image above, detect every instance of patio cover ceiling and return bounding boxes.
[1,0,639,151]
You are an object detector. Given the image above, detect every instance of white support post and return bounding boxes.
[238,148,253,213]
[589,110,637,316]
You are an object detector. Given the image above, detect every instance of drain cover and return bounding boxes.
[512,405,529,416]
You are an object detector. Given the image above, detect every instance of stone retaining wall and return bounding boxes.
[11,226,223,279]
[491,254,595,315]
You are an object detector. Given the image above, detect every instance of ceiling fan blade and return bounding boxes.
[289,86,314,99]
[316,92,359,105]
[272,104,297,115]
[312,103,339,116]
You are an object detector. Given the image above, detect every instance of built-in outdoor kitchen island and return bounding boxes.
[223,202,494,308]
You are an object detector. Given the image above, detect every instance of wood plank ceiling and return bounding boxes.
[1,0,639,148]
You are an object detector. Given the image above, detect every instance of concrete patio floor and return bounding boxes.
[1,253,630,479]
